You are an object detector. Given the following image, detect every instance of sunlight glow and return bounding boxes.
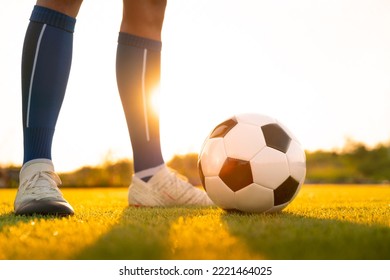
[168,212,263,259]
[150,86,161,116]
[0,0,389,172]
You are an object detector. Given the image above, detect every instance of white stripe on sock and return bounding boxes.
[26,24,47,128]
[141,48,150,142]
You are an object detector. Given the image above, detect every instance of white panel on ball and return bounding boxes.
[205,176,235,209]
[224,123,266,161]
[235,183,274,213]
[236,113,276,127]
[251,147,290,190]
[285,140,306,182]
[199,138,227,176]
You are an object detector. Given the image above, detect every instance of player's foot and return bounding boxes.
[128,166,214,207]
[14,159,74,216]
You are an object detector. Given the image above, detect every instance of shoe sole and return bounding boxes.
[15,200,74,216]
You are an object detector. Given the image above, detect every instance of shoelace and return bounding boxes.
[19,171,64,200]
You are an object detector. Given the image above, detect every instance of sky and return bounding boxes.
[1,0,390,172]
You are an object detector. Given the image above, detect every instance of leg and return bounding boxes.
[117,0,166,181]
[116,0,214,207]
[34,0,82,17]
[15,0,82,216]
[120,0,166,40]
[22,0,82,164]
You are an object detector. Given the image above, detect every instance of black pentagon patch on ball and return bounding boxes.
[219,157,253,192]
[198,161,206,190]
[261,123,292,153]
[210,117,238,138]
[274,176,300,206]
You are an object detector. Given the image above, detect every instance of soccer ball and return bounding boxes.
[198,113,306,213]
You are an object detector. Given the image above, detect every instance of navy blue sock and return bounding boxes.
[116,33,165,180]
[21,6,76,164]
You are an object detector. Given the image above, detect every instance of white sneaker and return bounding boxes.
[14,159,74,216]
[128,166,214,207]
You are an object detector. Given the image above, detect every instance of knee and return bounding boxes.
[121,0,167,40]
[36,0,83,18]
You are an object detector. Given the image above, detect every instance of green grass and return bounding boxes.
[0,185,389,260]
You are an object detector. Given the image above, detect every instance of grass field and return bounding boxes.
[0,185,389,260]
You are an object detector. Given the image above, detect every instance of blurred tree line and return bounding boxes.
[0,154,204,188]
[306,140,390,184]
[1,140,389,188]
[58,154,202,187]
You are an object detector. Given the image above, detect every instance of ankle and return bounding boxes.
[134,164,165,182]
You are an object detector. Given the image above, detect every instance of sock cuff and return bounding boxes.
[118,32,162,52]
[23,127,55,163]
[134,164,165,180]
[30,5,76,33]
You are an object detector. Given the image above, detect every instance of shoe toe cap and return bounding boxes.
[15,200,74,216]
